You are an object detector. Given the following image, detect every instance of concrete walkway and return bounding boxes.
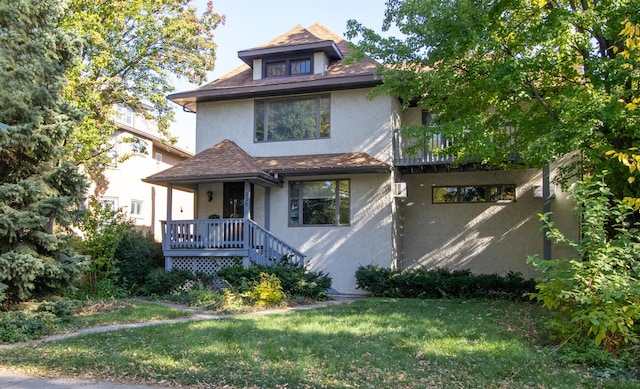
[0,295,361,389]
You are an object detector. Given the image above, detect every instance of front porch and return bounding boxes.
[161,218,306,269]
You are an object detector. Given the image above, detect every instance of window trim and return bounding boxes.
[254,93,330,143]
[288,179,350,227]
[432,184,516,204]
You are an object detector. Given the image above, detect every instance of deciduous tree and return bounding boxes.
[62,0,224,181]
[346,0,639,195]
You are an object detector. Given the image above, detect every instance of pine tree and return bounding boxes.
[0,0,88,305]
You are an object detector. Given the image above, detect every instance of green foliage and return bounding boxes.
[355,265,536,300]
[61,0,224,180]
[347,0,640,195]
[140,268,195,296]
[0,311,57,343]
[217,256,332,300]
[0,0,89,305]
[114,231,163,292]
[528,174,640,355]
[37,299,81,320]
[74,199,133,296]
[246,272,286,306]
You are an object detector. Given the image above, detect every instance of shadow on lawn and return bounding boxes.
[0,299,627,388]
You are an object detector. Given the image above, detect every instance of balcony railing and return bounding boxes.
[393,125,517,166]
[393,129,455,166]
[161,219,305,266]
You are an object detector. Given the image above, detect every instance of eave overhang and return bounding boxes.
[237,40,343,65]
[168,74,382,113]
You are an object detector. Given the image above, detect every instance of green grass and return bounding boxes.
[2,298,639,388]
[62,299,192,330]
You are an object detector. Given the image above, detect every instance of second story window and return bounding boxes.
[255,94,330,142]
[115,104,134,126]
[264,58,311,78]
[130,137,147,155]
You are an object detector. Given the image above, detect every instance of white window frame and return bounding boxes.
[130,199,143,218]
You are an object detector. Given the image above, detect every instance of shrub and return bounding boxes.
[355,265,535,300]
[140,268,195,296]
[247,272,286,306]
[36,299,81,319]
[0,311,58,343]
[528,173,640,354]
[114,230,163,292]
[217,256,331,300]
[74,199,133,295]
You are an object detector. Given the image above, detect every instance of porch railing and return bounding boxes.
[161,219,305,266]
[246,220,306,266]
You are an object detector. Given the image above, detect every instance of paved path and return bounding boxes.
[0,295,361,389]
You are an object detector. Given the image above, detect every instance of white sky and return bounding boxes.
[170,0,394,151]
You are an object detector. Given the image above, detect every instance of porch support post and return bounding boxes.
[194,183,199,219]
[243,181,252,220]
[243,181,251,251]
[165,184,174,272]
[264,187,271,230]
[166,184,174,222]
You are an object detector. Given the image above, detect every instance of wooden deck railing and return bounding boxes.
[246,220,306,266]
[161,219,305,266]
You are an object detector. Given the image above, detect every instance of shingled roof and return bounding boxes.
[168,23,382,112]
[143,140,390,189]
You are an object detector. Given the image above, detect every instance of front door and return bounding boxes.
[223,182,253,218]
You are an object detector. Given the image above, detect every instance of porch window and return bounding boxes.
[289,180,350,226]
[432,184,516,203]
[255,94,330,142]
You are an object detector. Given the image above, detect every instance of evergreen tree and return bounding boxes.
[0,0,88,305]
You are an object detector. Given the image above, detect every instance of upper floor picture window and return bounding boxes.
[264,58,311,78]
[255,94,330,142]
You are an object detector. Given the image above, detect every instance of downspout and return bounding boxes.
[542,164,552,260]
[165,184,174,271]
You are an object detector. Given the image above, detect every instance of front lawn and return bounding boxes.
[2,298,638,388]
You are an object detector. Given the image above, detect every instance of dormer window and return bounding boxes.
[264,58,311,78]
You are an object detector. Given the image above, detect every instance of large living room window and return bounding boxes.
[289,180,350,226]
[255,94,330,142]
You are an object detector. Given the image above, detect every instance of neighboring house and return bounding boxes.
[144,24,578,294]
[95,104,194,242]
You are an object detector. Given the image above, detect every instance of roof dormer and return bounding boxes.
[238,40,343,81]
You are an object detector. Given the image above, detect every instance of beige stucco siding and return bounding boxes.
[266,173,394,294]
[195,89,398,163]
[397,169,578,278]
[99,140,194,242]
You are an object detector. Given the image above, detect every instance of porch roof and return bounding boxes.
[143,139,391,189]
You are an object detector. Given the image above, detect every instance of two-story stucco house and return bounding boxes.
[95,104,195,242]
[144,24,577,294]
